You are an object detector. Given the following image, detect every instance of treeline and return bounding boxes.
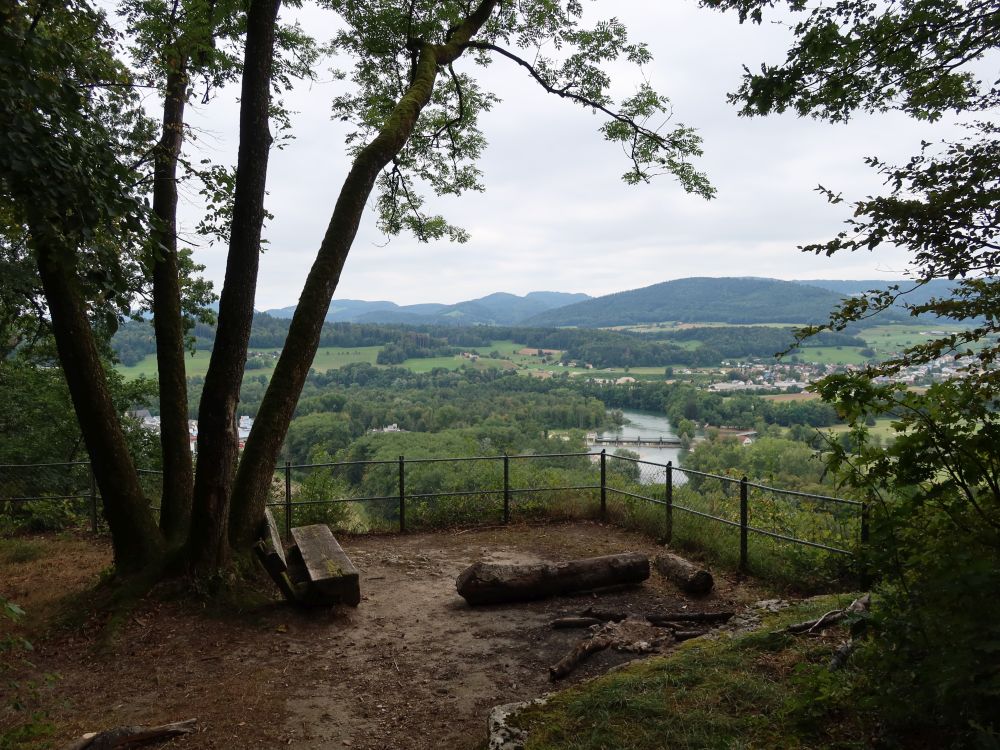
[182,365,610,465]
[520,326,864,367]
[375,332,457,364]
[113,315,870,369]
[572,380,838,431]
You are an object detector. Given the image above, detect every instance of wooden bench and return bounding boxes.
[254,509,360,607]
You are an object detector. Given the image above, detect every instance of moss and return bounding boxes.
[513,596,870,750]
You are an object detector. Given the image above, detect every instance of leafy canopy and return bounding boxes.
[707,0,1000,739]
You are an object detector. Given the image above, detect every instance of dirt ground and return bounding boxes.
[1,522,767,749]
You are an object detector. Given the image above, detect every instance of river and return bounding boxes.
[595,409,687,484]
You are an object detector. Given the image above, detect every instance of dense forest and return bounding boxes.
[523,277,911,327]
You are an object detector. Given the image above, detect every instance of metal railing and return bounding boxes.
[1,451,869,571]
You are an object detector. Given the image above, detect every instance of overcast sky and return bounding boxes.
[172,2,959,310]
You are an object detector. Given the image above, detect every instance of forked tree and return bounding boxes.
[2,0,714,577]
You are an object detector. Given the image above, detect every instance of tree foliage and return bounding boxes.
[2,0,715,577]
[708,0,1000,740]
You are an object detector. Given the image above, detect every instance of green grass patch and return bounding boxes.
[0,538,46,564]
[515,595,870,750]
[825,418,898,442]
[859,323,967,356]
[795,346,870,365]
[118,346,384,379]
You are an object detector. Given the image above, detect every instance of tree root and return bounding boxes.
[62,719,197,750]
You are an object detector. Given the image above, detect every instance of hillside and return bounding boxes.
[266,291,591,325]
[799,278,957,308]
[523,277,866,327]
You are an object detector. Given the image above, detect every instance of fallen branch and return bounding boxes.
[785,594,870,635]
[548,632,615,680]
[62,719,197,750]
[581,607,734,625]
[549,619,665,680]
[550,616,604,629]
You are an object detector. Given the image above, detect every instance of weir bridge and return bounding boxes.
[588,435,682,448]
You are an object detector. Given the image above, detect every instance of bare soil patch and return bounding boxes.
[1,522,766,749]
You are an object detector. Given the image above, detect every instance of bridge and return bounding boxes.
[589,435,682,448]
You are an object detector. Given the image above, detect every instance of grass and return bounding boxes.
[117,346,384,380]
[860,322,967,356]
[761,391,821,402]
[0,538,46,565]
[513,594,870,750]
[826,418,898,442]
[795,346,870,365]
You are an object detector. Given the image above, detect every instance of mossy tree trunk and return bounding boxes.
[228,0,500,547]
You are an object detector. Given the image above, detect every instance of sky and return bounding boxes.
[171,2,960,310]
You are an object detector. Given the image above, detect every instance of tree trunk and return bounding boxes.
[187,0,282,573]
[228,0,500,548]
[654,551,714,595]
[151,61,193,545]
[455,553,650,605]
[33,241,163,573]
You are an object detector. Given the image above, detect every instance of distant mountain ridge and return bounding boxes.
[265,291,592,326]
[264,277,953,330]
[522,277,909,328]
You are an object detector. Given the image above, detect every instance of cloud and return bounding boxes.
[174,2,962,309]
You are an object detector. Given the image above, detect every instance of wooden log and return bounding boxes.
[62,719,196,750]
[548,633,614,680]
[654,551,714,595]
[290,524,361,607]
[456,553,650,605]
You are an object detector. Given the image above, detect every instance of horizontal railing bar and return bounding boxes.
[745,482,864,507]
[3,494,91,503]
[607,487,666,506]
[508,451,596,460]
[606,455,671,469]
[673,466,743,483]
[509,484,601,494]
[746,524,853,555]
[672,503,744,528]
[0,461,91,469]
[407,489,504,500]
[282,459,399,470]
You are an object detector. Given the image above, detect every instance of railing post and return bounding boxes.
[739,476,749,572]
[503,453,510,524]
[399,455,406,533]
[664,461,673,544]
[284,461,292,539]
[600,449,607,521]
[89,462,98,535]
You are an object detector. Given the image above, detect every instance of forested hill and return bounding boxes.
[265,291,592,326]
[523,277,906,327]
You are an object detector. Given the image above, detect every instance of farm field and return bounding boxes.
[761,391,821,402]
[826,417,898,442]
[794,345,869,365]
[861,322,968,356]
[115,324,974,382]
[117,345,383,379]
